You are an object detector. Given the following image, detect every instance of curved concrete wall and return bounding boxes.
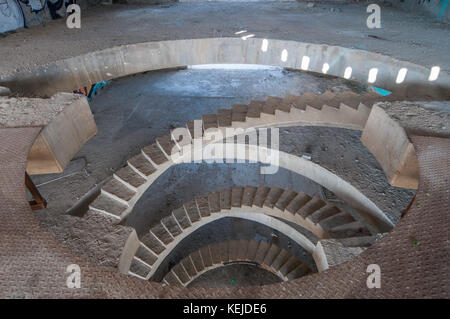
[1,38,449,98]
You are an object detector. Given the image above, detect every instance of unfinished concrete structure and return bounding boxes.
[0,1,448,298]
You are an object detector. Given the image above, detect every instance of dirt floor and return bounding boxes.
[1,2,450,78]
[30,67,416,286]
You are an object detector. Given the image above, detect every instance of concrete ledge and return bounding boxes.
[1,93,97,174]
[2,38,449,99]
[361,105,419,189]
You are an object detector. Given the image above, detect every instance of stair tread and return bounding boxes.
[172,207,191,229]
[285,192,312,214]
[202,114,218,130]
[190,250,205,272]
[329,220,371,238]
[275,189,297,211]
[217,109,232,127]
[246,101,263,118]
[129,258,151,278]
[142,143,168,165]
[279,256,302,276]
[219,189,232,210]
[253,186,270,207]
[196,195,211,217]
[90,193,127,217]
[200,246,213,268]
[263,187,284,208]
[172,263,190,284]
[242,186,257,206]
[184,200,201,223]
[296,197,326,218]
[208,191,221,213]
[141,232,165,255]
[231,186,244,207]
[181,256,197,277]
[150,223,173,245]
[102,177,136,202]
[128,153,156,177]
[263,244,282,266]
[161,214,183,237]
[164,270,182,286]
[156,134,179,157]
[286,263,310,280]
[115,165,146,189]
[254,241,270,264]
[308,204,341,224]
[135,245,157,266]
[319,211,355,230]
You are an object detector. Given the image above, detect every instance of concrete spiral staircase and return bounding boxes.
[127,185,375,280]
[162,239,313,287]
[75,90,398,284]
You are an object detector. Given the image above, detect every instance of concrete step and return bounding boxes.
[308,204,341,224]
[156,134,179,158]
[102,177,136,202]
[286,263,310,280]
[190,250,205,273]
[134,244,158,266]
[114,165,146,190]
[129,258,151,278]
[275,189,297,211]
[237,239,249,261]
[337,235,378,248]
[128,153,156,177]
[200,246,213,268]
[242,185,257,207]
[89,193,127,219]
[172,207,192,229]
[253,186,270,207]
[285,192,312,215]
[164,270,183,286]
[140,231,166,255]
[208,191,221,213]
[329,220,372,239]
[254,241,270,264]
[319,212,355,231]
[279,255,301,277]
[172,263,190,284]
[217,109,232,127]
[263,244,282,266]
[219,241,229,262]
[271,249,291,271]
[161,214,183,237]
[219,189,232,210]
[246,240,260,261]
[210,243,222,264]
[263,186,284,209]
[150,223,174,245]
[142,143,168,166]
[181,255,197,277]
[231,186,244,207]
[232,104,248,122]
[184,200,201,223]
[196,195,211,217]
[202,114,218,131]
[246,100,263,118]
[228,240,239,261]
[296,197,326,218]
